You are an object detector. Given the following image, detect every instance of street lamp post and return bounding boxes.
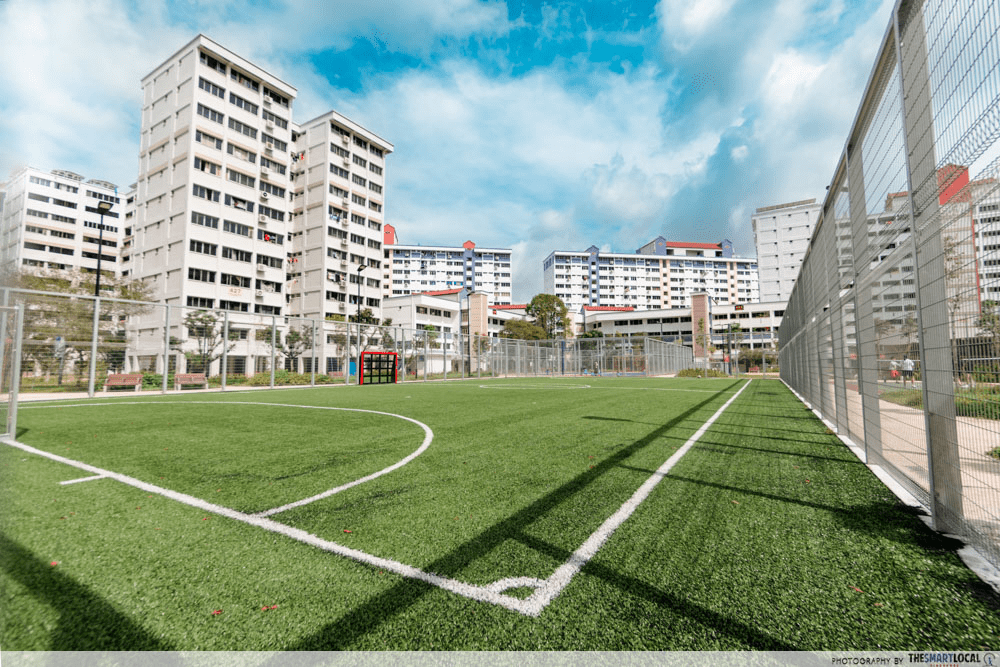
[94,200,113,297]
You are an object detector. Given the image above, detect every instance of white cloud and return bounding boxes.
[731,145,749,162]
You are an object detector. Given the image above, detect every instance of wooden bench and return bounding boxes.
[104,373,143,392]
[174,373,208,390]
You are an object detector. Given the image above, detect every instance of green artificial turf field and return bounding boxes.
[1,377,998,650]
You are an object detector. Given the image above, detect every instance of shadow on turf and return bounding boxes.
[264,380,803,650]
[0,531,175,650]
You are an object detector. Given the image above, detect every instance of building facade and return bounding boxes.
[384,239,513,304]
[1,167,122,279]
[130,34,296,321]
[543,238,758,312]
[286,110,392,322]
[752,199,821,304]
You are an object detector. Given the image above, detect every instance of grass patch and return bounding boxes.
[880,385,1000,420]
[2,378,998,650]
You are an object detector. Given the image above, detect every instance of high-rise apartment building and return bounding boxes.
[285,110,392,321]
[543,238,758,312]
[751,199,821,303]
[384,238,513,304]
[1,167,122,279]
[131,35,296,319]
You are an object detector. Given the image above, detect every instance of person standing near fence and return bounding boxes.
[902,355,915,388]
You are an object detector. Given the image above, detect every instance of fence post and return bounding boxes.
[894,4,963,533]
[162,305,171,394]
[87,297,100,398]
[270,315,276,389]
[221,310,229,391]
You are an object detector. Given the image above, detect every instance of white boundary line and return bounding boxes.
[5,381,751,616]
[59,474,106,486]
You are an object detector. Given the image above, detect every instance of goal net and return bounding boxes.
[360,351,399,385]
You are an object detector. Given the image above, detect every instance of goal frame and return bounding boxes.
[360,351,399,385]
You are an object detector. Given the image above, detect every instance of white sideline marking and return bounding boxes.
[7,382,750,616]
[478,383,591,389]
[518,379,753,616]
[60,474,106,486]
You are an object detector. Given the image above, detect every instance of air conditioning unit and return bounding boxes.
[340,239,348,247]
[266,121,274,131]
[258,214,267,223]
[263,98,272,107]
[264,146,273,155]
[261,167,269,176]
[260,191,269,200]
[341,134,350,144]
[342,198,349,206]
[255,289,264,297]
[256,263,267,272]
[338,302,346,310]
[342,157,350,166]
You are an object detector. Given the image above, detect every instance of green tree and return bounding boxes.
[579,329,604,338]
[499,320,547,340]
[421,324,441,350]
[526,293,570,338]
[281,325,314,371]
[979,300,1000,356]
[182,310,236,375]
[9,269,153,384]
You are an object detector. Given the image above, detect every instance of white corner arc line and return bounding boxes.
[60,474,106,486]
[519,379,753,616]
[18,400,433,517]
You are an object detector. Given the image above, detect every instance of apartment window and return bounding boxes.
[230,68,259,92]
[330,144,349,158]
[193,157,220,175]
[368,219,381,231]
[191,212,219,229]
[219,300,249,312]
[261,133,287,152]
[222,246,252,262]
[260,181,285,197]
[227,169,255,188]
[258,204,284,221]
[51,230,75,240]
[221,273,251,288]
[369,163,383,176]
[227,142,257,164]
[263,86,289,108]
[367,239,381,250]
[54,182,78,193]
[187,296,214,308]
[255,304,281,315]
[188,268,216,283]
[199,77,224,98]
[370,146,384,158]
[225,194,253,212]
[223,219,251,237]
[353,136,368,150]
[330,185,348,198]
[196,129,223,150]
[261,109,287,129]
[24,241,46,252]
[369,182,382,195]
[260,156,285,175]
[193,184,220,202]
[229,92,258,115]
[352,155,367,168]
[257,229,284,244]
[352,174,367,187]
[257,254,283,268]
[350,233,365,245]
[189,240,218,256]
[28,192,49,203]
[200,51,226,74]
[196,103,224,124]
[228,117,257,139]
[328,226,347,239]
[27,209,49,219]
[330,164,349,179]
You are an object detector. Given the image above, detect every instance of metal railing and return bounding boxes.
[780,0,1000,568]
[0,288,696,397]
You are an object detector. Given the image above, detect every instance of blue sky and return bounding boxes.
[0,0,894,300]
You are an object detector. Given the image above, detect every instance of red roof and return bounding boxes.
[663,241,721,250]
[492,304,527,310]
[583,306,635,312]
[419,289,463,296]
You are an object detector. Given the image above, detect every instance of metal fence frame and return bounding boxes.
[780,0,1000,568]
[0,287,696,397]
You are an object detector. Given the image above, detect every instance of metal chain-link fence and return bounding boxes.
[780,0,1000,568]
